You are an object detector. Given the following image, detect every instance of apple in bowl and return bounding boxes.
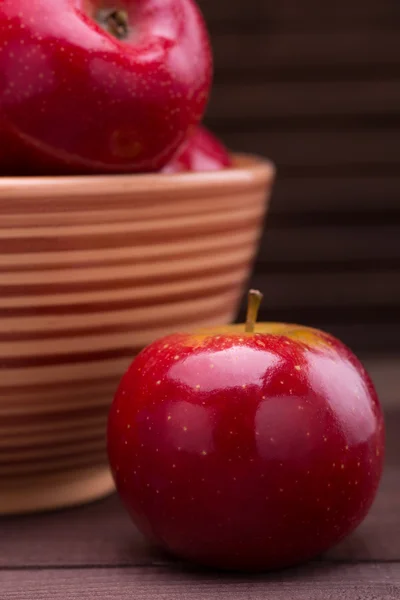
[0,0,212,175]
[108,291,384,571]
[163,126,232,173]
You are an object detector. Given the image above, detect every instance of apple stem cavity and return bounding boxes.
[97,9,129,41]
[245,289,263,333]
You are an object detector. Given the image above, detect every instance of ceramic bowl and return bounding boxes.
[0,154,275,514]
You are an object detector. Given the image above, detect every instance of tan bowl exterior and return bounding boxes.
[0,154,275,514]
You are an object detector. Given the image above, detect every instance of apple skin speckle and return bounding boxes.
[108,322,384,571]
[0,0,212,175]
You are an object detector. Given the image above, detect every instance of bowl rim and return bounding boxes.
[0,154,275,200]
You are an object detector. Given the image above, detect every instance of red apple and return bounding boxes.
[0,0,212,175]
[107,291,384,571]
[162,126,232,173]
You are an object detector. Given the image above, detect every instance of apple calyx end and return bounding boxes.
[245,289,263,334]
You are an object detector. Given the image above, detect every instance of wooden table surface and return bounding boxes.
[1,411,399,599]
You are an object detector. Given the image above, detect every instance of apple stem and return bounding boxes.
[99,9,129,40]
[245,289,263,333]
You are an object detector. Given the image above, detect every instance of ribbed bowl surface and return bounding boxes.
[0,154,275,514]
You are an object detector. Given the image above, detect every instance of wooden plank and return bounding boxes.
[250,271,400,308]
[221,129,399,169]
[0,494,150,568]
[258,226,400,263]
[1,564,400,599]
[212,31,400,71]
[208,81,400,121]
[199,0,400,27]
[0,411,399,569]
[270,177,400,214]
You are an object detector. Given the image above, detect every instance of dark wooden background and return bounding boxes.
[198,0,400,355]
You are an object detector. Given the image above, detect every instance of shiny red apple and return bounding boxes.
[107,291,384,571]
[0,0,212,175]
[163,126,232,173]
